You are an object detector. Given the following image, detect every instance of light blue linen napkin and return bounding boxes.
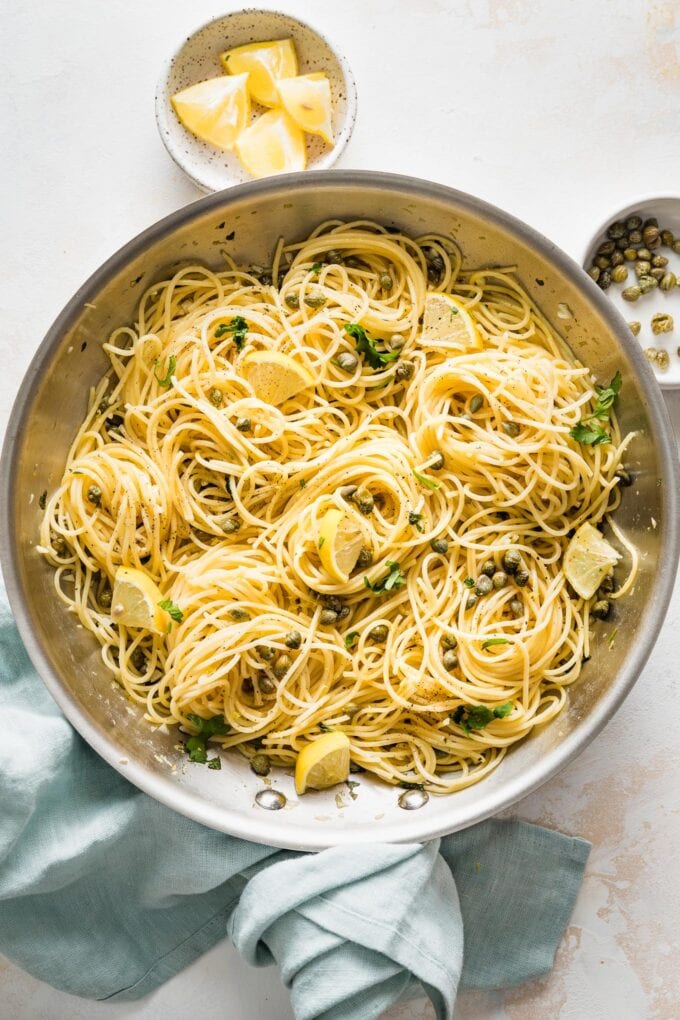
[0,586,590,1018]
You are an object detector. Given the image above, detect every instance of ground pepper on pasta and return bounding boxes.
[39,220,637,793]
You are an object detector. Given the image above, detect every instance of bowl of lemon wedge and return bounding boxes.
[156,9,357,191]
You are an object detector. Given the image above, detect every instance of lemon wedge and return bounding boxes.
[111,567,166,633]
[171,74,250,150]
[221,38,298,107]
[240,350,314,405]
[422,293,482,351]
[235,108,306,179]
[317,507,364,583]
[276,73,334,145]
[563,523,621,600]
[295,731,351,794]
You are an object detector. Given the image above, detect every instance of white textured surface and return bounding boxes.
[1,1,679,1018]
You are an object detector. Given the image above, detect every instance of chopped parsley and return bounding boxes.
[481,637,509,650]
[451,702,513,733]
[311,262,323,273]
[408,510,424,532]
[155,355,176,388]
[364,560,406,594]
[207,757,222,770]
[570,371,621,446]
[214,315,248,350]
[319,721,334,732]
[463,577,476,588]
[344,322,400,370]
[318,536,326,549]
[299,478,307,489]
[158,598,183,623]
[413,469,440,491]
[184,713,230,764]
[398,780,425,790]
[344,630,360,649]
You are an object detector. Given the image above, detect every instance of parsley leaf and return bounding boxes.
[187,713,231,737]
[155,355,176,388]
[344,630,360,649]
[413,469,440,491]
[344,323,400,370]
[158,598,183,623]
[207,757,222,770]
[408,510,424,532]
[185,736,207,763]
[569,421,610,446]
[570,372,622,446]
[364,561,406,594]
[451,702,513,733]
[593,370,622,418]
[214,316,248,350]
[184,714,230,765]
[481,637,509,650]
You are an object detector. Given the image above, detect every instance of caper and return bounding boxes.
[354,487,374,514]
[428,450,445,471]
[273,653,292,679]
[466,593,478,609]
[259,675,276,694]
[236,417,251,432]
[514,568,530,587]
[442,649,459,671]
[625,215,642,231]
[336,351,359,373]
[430,537,449,555]
[481,559,496,577]
[660,229,675,246]
[249,264,264,277]
[509,598,524,618]
[634,260,651,278]
[596,240,616,256]
[379,272,393,291]
[660,272,677,292]
[591,599,611,620]
[599,572,615,594]
[623,248,638,262]
[587,266,601,282]
[339,484,358,500]
[598,270,612,290]
[229,608,250,621]
[87,484,102,506]
[492,570,508,589]
[285,630,302,649]
[502,549,522,574]
[639,275,658,294]
[250,753,271,777]
[615,467,632,487]
[325,249,343,264]
[98,586,112,608]
[222,518,241,534]
[284,291,300,309]
[257,644,275,661]
[650,267,665,282]
[628,321,641,336]
[656,350,670,371]
[395,361,414,381]
[642,225,659,246]
[427,252,445,278]
[651,254,668,268]
[470,394,484,413]
[628,229,643,245]
[52,536,67,556]
[131,647,147,672]
[644,347,660,364]
[388,333,406,351]
[502,421,520,437]
[305,291,327,309]
[606,221,626,240]
[610,251,625,267]
[319,608,339,625]
[320,594,344,612]
[242,676,254,695]
[595,255,611,270]
[611,265,628,284]
[622,285,641,302]
[357,546,373,568]
[475,574,493,596]
[673,240,680,255]
[637,247,652,261]
[368,623,389,642]
[441,634,458,650]
[651,312,674,335]
[615,237,628,251]
[337,605,350,621]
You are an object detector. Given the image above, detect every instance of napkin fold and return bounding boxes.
[0,587,589,1019]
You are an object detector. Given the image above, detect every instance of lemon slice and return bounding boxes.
[171,74,250,150]
[240,350,314,405]
[563,523,621,599]
[111,567,166,633]
[422,293,482,351]
[317,507,364,582]
[276,73,334,145]
[295,732,351,794]
[220,38,298,107]
[235,108,306,179]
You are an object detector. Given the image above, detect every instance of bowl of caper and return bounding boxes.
[582,195,680,389]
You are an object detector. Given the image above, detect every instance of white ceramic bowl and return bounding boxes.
[580,195,680,389]
[155,9,357,193]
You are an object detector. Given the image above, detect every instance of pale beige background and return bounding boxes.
[1,1,679,1018]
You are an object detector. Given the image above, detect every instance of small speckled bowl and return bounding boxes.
[581,195,680,389]
[156,9,357,193]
